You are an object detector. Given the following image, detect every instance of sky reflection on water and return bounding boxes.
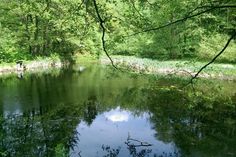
[71,107,179,157]
[0,65,235,157]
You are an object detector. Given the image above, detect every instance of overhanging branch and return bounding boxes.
[190,30,236,82]
[125,5,236,37]
[92,0,118,69]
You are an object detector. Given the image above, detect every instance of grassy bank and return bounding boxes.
[0,53,99,76]
[1,54,236,80]
[101,55,236,80]
[0,55,64,76]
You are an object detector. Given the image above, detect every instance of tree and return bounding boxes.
[91,0,236,79]
[0,0,236,80]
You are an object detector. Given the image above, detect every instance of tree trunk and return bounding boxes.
[25,15,32,54]
[34,15,40,54]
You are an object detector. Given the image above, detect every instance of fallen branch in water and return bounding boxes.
[125,134,152,147]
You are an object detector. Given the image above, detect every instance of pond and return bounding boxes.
[0,64,236,157]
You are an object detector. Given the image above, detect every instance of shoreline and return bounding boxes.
[1,55,236,81]
[100,56,236,81]
[0,59,66,76]
[0,54,99,77]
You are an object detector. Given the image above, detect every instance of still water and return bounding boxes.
[0,64,236,157]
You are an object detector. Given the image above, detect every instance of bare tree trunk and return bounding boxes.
[34,16,40,54]
[25,15,32,54]
[43,0,51,55]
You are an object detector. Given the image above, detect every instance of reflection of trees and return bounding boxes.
[1,68,236,156]
[102,140,153,157]
[144,86,236,157]
[83,95,98,125]
[0,95,102,156]
[0,103,83,156]
[110,84,236,156]
[102,145,121,157]
[0,67,142,156]
[125,135,153,157]
[0,87,6,156]
[101,135,179,157]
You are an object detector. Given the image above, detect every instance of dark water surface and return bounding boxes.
[0,64,236,157]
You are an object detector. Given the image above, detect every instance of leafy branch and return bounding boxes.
[92,0,118,69]
[125,5,236,37]
[122,3,236,80]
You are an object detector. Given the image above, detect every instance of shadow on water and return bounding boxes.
[0,64,236,156]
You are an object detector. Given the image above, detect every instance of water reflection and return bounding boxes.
[0,65,235,157]
[73,107,178,157]
[104,107,129,122]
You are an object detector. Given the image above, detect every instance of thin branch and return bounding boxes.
[125,134,152,147]
[130,0,143,18]
[125,5,236,37]
[78,0,85,9]
[185,5,213,17]
[190,30,236,82]
[92,0,118,69]
[145,0,152,6]
[128,0,154,27]
[185,0,231,16]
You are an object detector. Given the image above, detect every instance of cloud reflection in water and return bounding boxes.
[104,107,129,122]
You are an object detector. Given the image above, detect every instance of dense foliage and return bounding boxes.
[0,0,235,63]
